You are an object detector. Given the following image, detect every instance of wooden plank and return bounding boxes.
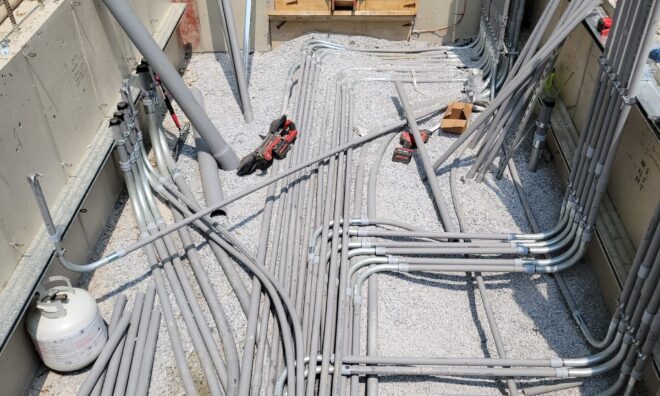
[272,0,416,15]
[274,0,328,12]
[358,0,416,12]
[268,9,415,19]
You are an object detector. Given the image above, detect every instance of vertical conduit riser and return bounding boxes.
[215,0,254,122]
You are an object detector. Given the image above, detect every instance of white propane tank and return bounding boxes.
[26,276,107,372]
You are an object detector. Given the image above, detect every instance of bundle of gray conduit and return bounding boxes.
[76,290,161,396]
[27,0,660,394]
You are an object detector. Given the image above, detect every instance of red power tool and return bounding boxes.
[597,17,612,37]
[399,129,430,149]
[237,115,298,176]
[392,147,414,164]
[392,129,431,164]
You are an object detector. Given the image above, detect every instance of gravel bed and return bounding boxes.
[29,33,613,395]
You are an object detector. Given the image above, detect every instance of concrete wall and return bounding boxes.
[0,0,177,294]
[0,0,185,393]
[182,0,482,52]
[530,0,660,392]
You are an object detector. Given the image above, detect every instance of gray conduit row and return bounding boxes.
[78,288,160,396]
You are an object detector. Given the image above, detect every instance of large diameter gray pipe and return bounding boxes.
[190,87,226,216]
[102,0,240,170]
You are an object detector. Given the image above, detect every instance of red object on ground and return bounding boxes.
[597,17,612,36]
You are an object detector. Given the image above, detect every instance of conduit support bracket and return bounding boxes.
[597,56,638,106]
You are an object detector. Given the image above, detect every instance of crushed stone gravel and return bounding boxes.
[29,33,614,395]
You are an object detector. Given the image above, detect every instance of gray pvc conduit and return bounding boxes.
[143,156,307,395]
[190,87,226,217]
[215,0,253,122]
[132,177,225,396]
[243,0,252,69]
[125,285,155,395]
[251,64,309,394]
[77,312,131,396]
[142,92,244,394]
[135,309,161,396]
[113,292,144,396]
[103,0,240,170]
[431,0,599,171]
[140,94,242,394]
[135,108,228,396]
[93,294,127,396]
[113,116,200,395]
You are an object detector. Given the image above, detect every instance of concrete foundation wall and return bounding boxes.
[0,0,185,394]
[0,0,178,297]
[181,0,482,52]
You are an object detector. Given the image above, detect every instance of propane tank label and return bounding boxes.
[35,313,107,369]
